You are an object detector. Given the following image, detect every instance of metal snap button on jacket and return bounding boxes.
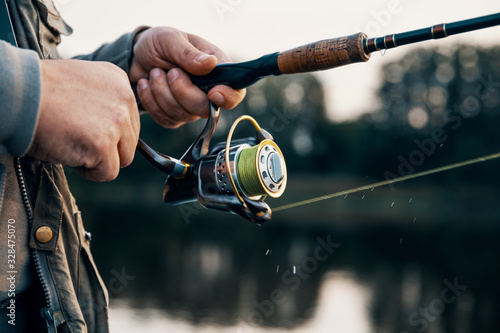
[36,226,53,244]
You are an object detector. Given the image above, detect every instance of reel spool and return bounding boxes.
[225,116,286,198]
[137,103,287,223]
[235,139,286,198]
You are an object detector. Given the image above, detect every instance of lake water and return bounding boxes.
[109,271,372,333]
[72,174,500,333]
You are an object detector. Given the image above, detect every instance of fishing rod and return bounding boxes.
[137,12,500,223]
[189,12,500,91]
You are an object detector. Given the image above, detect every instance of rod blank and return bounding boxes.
[364,12,500,53]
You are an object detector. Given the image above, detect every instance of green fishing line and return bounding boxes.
[237,145,266,196]
[273,151,500,212]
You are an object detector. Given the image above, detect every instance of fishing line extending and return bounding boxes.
[272,151,500,213]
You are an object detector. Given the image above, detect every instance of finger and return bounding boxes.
[137,75,181,128]
[128,92,141,139]
[167,68,211,118]
[148,68,200,124]
[129,62,149,83]
[117,133,137,168]
[139,68,198,128]
[131,104,141,139]
[188,34,232,64]
[208,86,247,110]
[137,76,180,127]
[117,111,139,169]
[161,30,218,76]
[137,78,160,113]
[78,149,121,182]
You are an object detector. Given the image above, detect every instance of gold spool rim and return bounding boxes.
[254,139,287,198]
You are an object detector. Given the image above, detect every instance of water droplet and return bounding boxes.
[409,198,413,203]
[371,187,375,192]
[344,194,348,199]
[413,217,417,223]
[440,144,444,147]
[400,238,403,244]
[362,195,365,200]
[276,265,280,273]
[391,202,395,207]
[293,266,296,274]
[266,249,270,256]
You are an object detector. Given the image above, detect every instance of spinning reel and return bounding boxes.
[137,102,287,224]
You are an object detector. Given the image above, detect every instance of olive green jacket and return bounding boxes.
[0,0,145,332]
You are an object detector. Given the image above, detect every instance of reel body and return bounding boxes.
[138,103,287,223]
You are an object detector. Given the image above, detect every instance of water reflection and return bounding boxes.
[109,271,372,333]
[75,176,500,332]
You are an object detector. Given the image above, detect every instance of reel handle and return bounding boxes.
[136,139,188,178]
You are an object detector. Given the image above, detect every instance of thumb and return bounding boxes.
[170,40,218,76]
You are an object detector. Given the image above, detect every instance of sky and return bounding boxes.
[55,0,500,122]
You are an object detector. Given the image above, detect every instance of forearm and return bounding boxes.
[73,26,149,75]
[0,41,41,157]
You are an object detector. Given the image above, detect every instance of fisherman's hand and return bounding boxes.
[29,59,140,182]
[130,27,246,128]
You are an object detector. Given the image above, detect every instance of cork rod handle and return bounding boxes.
[277,32,371,74]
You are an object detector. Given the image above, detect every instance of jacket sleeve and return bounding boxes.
[73,26,149,74]
[0,40,41,157]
